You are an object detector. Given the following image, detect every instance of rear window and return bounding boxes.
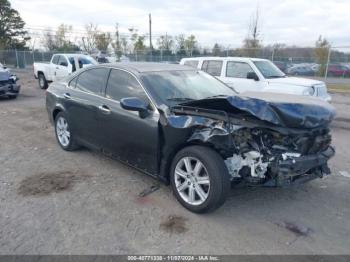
[184,60,199,68]
[201,60,223,76]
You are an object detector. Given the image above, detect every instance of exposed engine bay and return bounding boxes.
[224,126,333,186]
[166,93,336,187]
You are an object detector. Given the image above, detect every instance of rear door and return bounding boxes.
[65,67,110,147]
[99,69,159,175]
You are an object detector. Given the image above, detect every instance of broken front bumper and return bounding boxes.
[0,83,20,97]
[264,146,335,187]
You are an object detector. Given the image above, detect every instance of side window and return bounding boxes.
[69,76,78,88]
[201,60,223,76]
[184,60,199,68]
[58,56,68,67]
[106,69,148,102]
[76,68,109,95]
[226,62,254,78]
[52,55,60,65]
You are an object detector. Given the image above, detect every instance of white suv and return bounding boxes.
[180,57,331,102]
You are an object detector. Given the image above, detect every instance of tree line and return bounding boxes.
[1,0,349,71]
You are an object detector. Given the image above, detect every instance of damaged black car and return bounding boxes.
[46,63,335,213]
[0,63,20,99]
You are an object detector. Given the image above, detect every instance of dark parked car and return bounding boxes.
[0,64,20,99]
[287,65,315,76]
[46,63,335,213]
[273,61,288,73]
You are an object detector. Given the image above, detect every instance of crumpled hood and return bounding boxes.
[268,77,323,87]
[179,92,336,129]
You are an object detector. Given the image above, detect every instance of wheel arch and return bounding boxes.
[52,105,66,121]
[159,141,224,184]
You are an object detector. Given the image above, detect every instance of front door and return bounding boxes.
[54,56,70,81]
[221,61,263,93]
[99,69,159,175]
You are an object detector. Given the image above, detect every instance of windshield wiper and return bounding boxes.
[167,97,195,102]
[205,94,228,99]
[266,75,286,79]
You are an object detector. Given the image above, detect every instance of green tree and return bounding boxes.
[184,35,198,56]
[0,0,30,49]
[212,43,221,56]
[315,35,330,76]
[95,32,112,52]
[134,36,146,51]
[54,24,79,52]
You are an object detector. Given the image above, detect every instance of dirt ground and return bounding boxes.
[1,68,350,255]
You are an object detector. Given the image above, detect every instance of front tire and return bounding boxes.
[38,73,48,89]
[170,146,230,213]
[54,112,79,151]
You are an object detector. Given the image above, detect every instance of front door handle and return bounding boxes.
[63,93,71,99]
[98,105,111,114]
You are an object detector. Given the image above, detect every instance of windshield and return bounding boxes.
[141,70,236,106]
[253,60,285,78]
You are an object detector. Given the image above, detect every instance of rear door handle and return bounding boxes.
[98,105,111,114]
[63,93,71,99]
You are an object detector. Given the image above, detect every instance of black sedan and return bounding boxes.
[46,63,335,213]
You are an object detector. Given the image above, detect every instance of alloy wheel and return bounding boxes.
[174,157,210,206]
[56,117,70,147]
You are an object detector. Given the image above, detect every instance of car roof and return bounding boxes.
[96,62,194,74]
[181,57,268,62]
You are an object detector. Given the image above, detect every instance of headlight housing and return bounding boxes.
[303,86,315,96]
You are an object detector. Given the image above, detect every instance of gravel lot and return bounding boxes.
[1,68,350,255]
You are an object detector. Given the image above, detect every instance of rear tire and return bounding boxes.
[38,73,48,89]
[8,95,17,99]
[170,145,230,213]
[54,112,79,151]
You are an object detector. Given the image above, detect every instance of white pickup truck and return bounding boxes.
[180,57,331,102]
[34,53,97,89]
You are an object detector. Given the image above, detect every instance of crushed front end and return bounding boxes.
[0,68,20,97]
[224,125,334,187]
[169,93,336,187]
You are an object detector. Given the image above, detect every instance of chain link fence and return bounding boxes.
[1,47,349,90]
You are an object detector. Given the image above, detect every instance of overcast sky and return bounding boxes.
[11,0,350,48]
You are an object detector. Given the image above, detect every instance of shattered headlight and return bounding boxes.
[303,86,315,96]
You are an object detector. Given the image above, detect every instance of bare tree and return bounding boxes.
[111,23,122,58]
[243,6,262,56]
[42,28,56,51]
[157,34,174,56]
[81,23,98,54]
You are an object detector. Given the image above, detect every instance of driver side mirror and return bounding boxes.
[120,97,150,118]
[60,61,68,67]
[247,72,259,81]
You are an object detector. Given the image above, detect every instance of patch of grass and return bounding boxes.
[328,84,350,93]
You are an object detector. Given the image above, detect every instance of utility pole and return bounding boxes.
[149,13,153,55]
